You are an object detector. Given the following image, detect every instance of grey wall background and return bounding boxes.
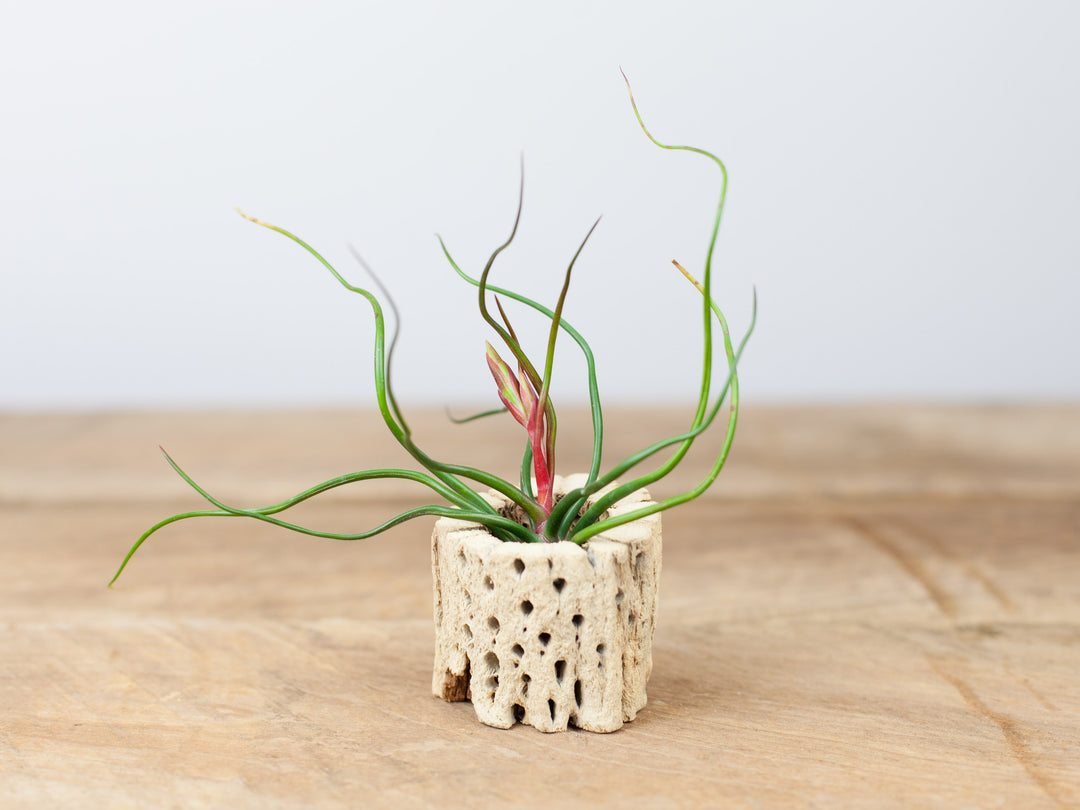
[3,1,1078,409]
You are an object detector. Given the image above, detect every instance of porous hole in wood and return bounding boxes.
[596,644,605,667]
[548,699,557,722]
[514,559,525,575]
[487,616,500,633]
[521,673,530,697]
[484,651,499,674]
[554,659,566,684]
[553,578,566,593]
[628,612,636,626]
[572,614,584,628]
[538,632,551,647]
[483,575,494,591]
[511,643,524,657]
[457,549,467,568]
[498,495,583,536]
[512,704,526,723]
[464,624,473,640]
[634,551,645,578]
[615,589,624,605]
[521,600,533,615]
[499,502,532,528]
[574,679,582,709]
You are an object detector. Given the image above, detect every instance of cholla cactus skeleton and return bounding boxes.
[110,73,756,585]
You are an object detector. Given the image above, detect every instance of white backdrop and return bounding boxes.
[3,1,1078,409]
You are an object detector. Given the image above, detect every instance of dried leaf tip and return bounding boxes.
[671,260,704,293]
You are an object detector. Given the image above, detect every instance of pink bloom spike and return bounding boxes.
[486,346,556,521]
[485,342,527,425]
[517,367,553,514]
[517,361,537,424]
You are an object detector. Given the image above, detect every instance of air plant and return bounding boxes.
[109,73,756,586]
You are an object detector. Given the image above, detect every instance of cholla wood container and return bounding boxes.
[431,474,662,733]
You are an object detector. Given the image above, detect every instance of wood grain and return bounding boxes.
[1,406,1078,808]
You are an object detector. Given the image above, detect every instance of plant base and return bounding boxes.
[431,474,662,733]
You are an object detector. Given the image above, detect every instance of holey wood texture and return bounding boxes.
[2,406,1079,809]
[431,475,661,732]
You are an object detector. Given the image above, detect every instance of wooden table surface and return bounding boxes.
[2,406,1078,808]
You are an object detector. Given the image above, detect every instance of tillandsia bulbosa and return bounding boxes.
[109,71,757,586]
